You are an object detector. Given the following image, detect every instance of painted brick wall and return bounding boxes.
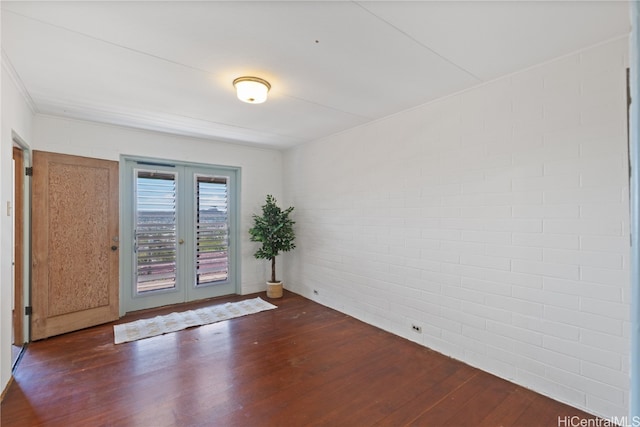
[283,37,630,419]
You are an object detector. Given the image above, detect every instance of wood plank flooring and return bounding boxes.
[2,291,596,426]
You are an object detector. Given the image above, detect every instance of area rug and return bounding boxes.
[113,297,277,344]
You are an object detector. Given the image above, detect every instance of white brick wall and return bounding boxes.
[283,37,630,419]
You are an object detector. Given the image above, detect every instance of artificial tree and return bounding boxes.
[249,195,296,288]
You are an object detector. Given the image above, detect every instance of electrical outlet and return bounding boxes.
[313,289,319,295]
[411,324,422,333]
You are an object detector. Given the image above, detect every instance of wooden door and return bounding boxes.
[32,151,119,340]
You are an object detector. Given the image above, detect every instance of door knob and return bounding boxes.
[178,239,184,245]
[111,245,118,251]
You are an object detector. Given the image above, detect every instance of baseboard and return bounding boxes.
[1,376,14,402]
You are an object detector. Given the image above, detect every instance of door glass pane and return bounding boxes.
[135,170,177,293]
[195,175,229,286]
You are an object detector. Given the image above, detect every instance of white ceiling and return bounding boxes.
[1,1,631,149]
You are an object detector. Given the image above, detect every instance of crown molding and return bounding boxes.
[1,50,38,114]
[34,95,301,149]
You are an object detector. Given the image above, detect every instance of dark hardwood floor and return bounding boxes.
[2,291,595,426]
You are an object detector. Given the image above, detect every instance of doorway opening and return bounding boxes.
[12,138,30,368]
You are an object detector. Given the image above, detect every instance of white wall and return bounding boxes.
[32,115,284,296]
[1,62,35,394]
[283,37,631,419]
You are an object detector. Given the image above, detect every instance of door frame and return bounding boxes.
[12,133,31,350]
[13,146,25,348]
[119,155,241,315]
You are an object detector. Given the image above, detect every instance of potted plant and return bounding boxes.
[249,195,296,298]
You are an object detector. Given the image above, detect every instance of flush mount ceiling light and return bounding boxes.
[233,76,271,104]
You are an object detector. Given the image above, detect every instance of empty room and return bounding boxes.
[1,1,639,426]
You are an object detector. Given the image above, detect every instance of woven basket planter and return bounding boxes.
[266,281,283,299]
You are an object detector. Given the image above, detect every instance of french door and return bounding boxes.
[122,158,239,313]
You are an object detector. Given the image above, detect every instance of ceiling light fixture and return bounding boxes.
[233,76,271,104]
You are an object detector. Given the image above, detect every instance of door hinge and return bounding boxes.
[25,306,32,316]
[25,166,33,176]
